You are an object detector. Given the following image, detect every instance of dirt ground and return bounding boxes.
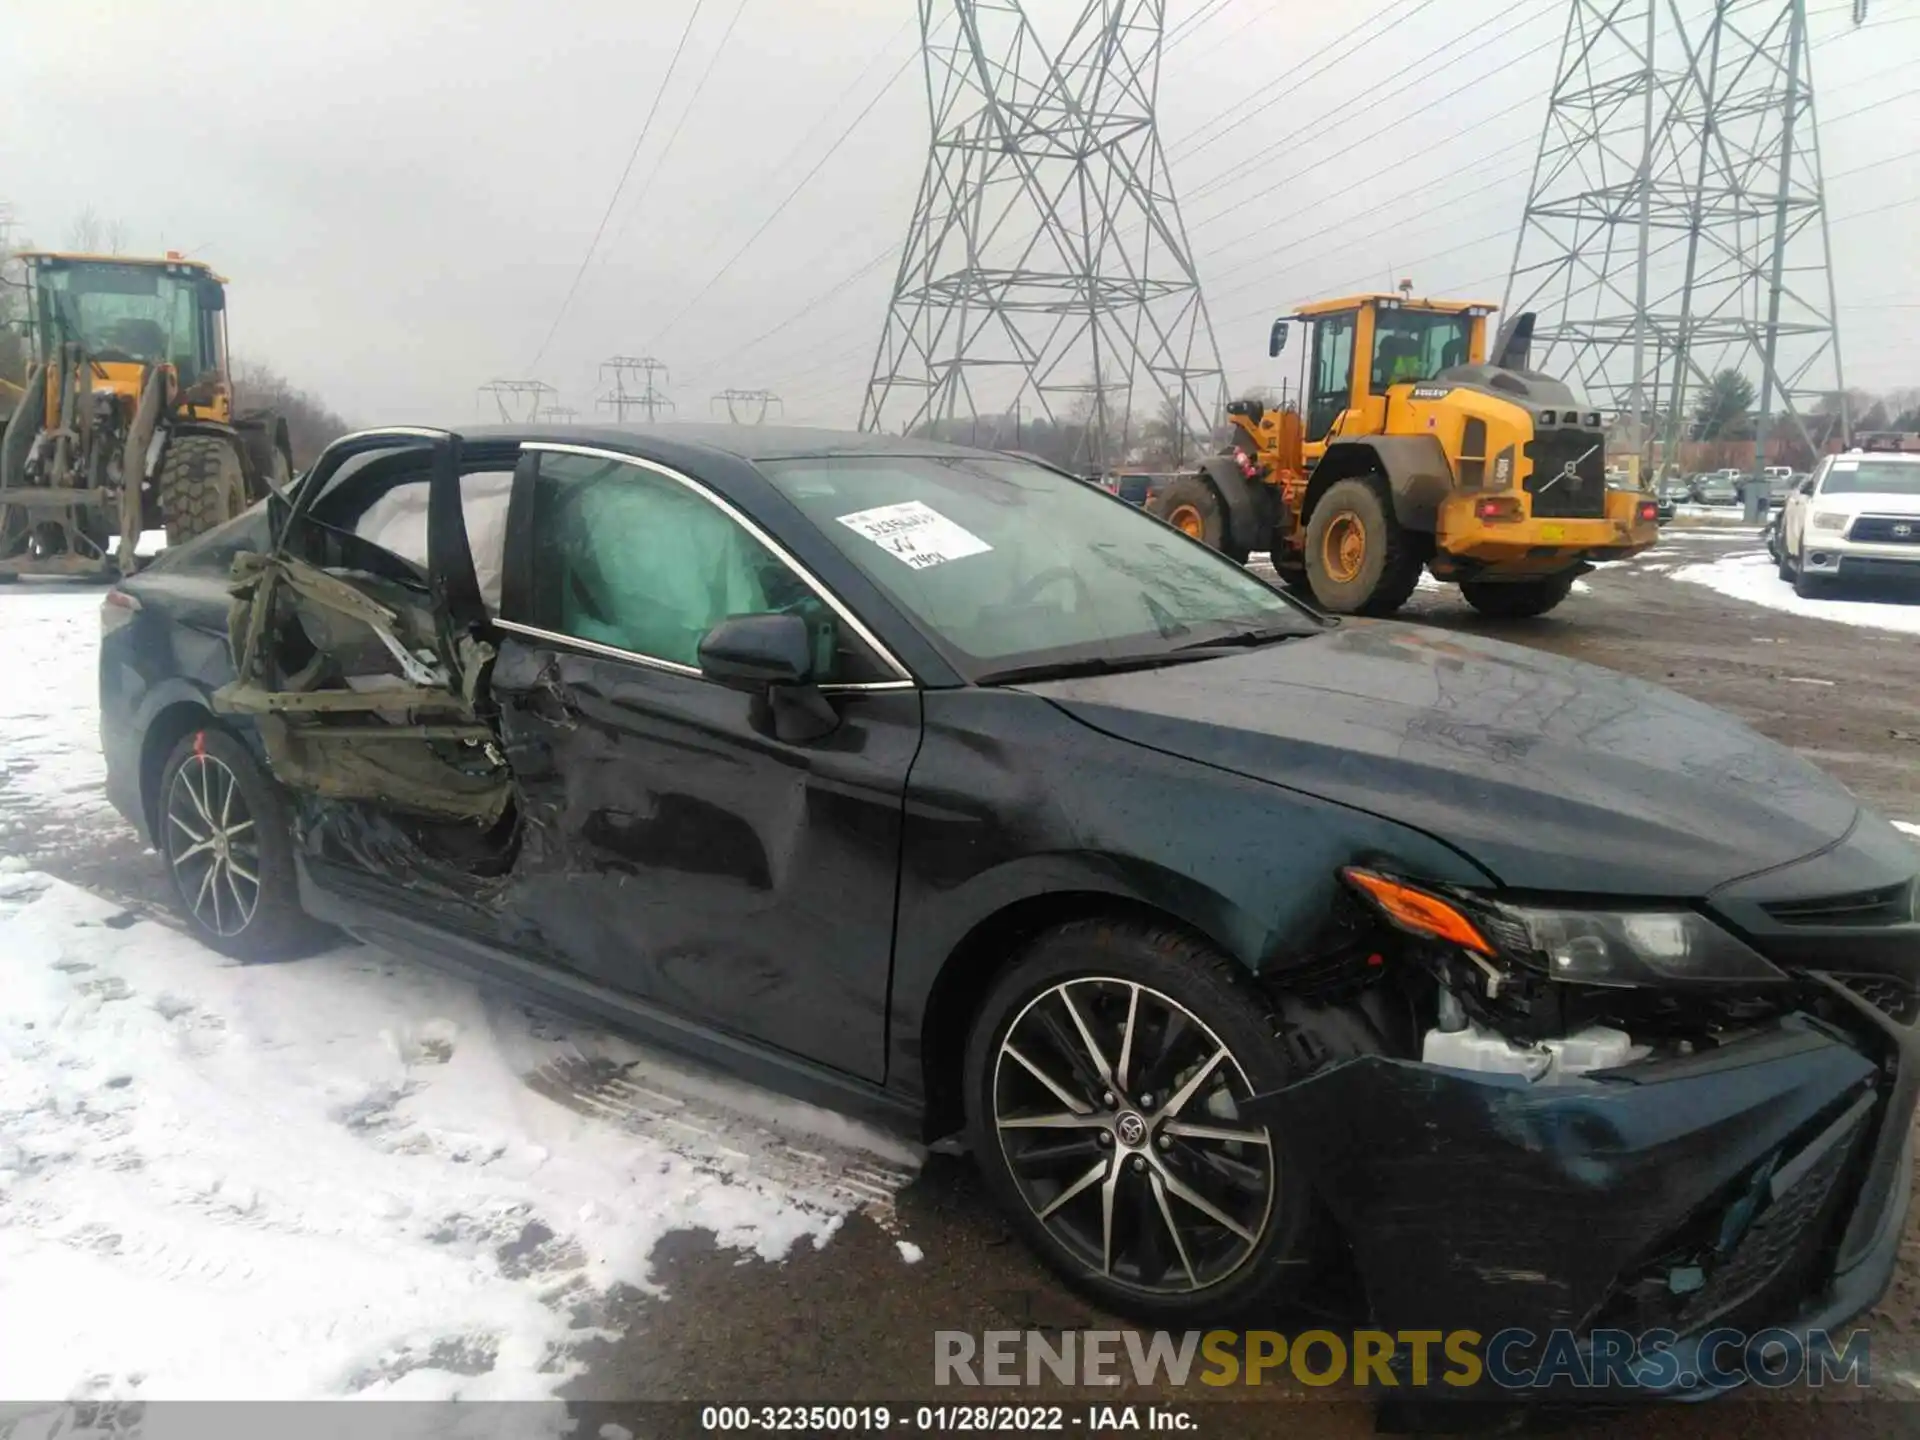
[14,525,1920,1435]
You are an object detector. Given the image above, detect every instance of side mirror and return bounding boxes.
[197,277,226,312]
[1268,320,1289,358]
[698,612,815,692]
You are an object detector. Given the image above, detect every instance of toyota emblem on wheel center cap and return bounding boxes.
[1115,1111,1148,1147]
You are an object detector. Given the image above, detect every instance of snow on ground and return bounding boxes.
[1671,550,1920,636]
[0,588,121,848]
[0,871,903,1402]
[0,584,915,1405]
[1896,821,1920,839]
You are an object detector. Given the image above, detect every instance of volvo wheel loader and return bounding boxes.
[0,251,291,581]
[1150,291,1659,618]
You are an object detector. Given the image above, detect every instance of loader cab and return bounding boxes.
[1279,296,1493,452]
[23,252,230,404]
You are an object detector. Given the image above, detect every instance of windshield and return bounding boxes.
[1369,309,1471,389]
[1819,459,1920,497]
[32,261,213,380]
[758,453,1323,679]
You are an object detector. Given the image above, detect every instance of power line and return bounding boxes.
[1168,0,1432,160]
[604,0,754,260]
[1165,0,1239,50]
[651,47,917,348]
[527,0,708,371]
[1194,0,1559,211]
[678,241,901,389]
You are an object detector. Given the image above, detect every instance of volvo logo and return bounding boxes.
[1115,1112,1148,1147]
[1896,523,1914,538]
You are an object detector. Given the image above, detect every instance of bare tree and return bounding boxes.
[0,206,30,388]
[232,359,354,467]
[64,208,130,255]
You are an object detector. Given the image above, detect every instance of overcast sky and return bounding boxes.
[3,0,1915,431]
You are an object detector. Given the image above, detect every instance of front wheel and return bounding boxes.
[963,920,1322,1325]
[158,726,329,961]
[1459,571,1577,619]
[1793,554,1829,598]
[1302,477,1422,615]
[156,435,249,547]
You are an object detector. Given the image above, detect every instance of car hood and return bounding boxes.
[1021,623,1861,895]
[1812,491,1920,517]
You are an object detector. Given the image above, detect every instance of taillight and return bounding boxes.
[1636,500,1658,523]
[1474,495,1523,523]
[101,587,141,635]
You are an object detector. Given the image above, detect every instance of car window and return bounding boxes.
[349,471,514,614]
[1818,459,1920,497]
[526,451,890,682]
[757,452,1321,678]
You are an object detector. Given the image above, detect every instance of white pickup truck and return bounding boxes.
[1778,450,1920,595]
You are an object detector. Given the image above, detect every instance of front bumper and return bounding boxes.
[1249,1004,1917,1399]
[1798,538,1920,580]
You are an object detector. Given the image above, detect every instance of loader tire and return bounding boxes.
[1460,572,1577,619]
[1303,476,1422,616]
[156,435,248,548]
[1151,473,1247,561]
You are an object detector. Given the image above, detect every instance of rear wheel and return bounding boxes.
[1459,571,1577,619]
[963,920,1323,1325]
[158,726,328,961]
[156,435,248,547]
[1303,477,1422,615]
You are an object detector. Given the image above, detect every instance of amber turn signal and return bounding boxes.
[1341,868,1494,955]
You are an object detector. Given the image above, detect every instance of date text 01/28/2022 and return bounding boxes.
[699,1405,1195,1432]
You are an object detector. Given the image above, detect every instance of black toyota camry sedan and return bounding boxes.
[99,424,1917,1394]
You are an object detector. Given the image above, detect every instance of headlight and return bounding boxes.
[1499,904,1786,988]
[1342,868,1787,989]
[1811,511,1848,531]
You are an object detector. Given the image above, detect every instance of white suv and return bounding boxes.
[1778,450,1920,595]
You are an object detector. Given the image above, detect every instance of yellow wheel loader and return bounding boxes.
[0,251,291,581]
[1151,292,1660,618]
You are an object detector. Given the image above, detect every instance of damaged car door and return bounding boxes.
[487,444,921,1081]
[216,429,519,889]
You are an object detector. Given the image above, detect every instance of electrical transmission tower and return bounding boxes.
[597,356,674,423]
[532,404,579,425]
[477,379,557,423]
[862,0,1225,469]
[1504,0,1848,465]
[711,389,784,425]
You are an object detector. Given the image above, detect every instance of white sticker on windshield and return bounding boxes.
[1832,460,1859,471]
[836,500,993,571]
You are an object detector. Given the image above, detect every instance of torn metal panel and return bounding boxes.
[215,548,511,825]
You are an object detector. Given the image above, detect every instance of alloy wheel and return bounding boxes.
[165,747,261,938]
[992,977,1275,1296]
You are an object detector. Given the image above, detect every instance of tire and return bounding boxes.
[962,919,1324,1326]
[1302,476,1422,616]
[157,726,329,961]
[1776,543,1793,582]
[1459,571,1577,619]
[1273,564,1315,599]
[155,434,248,547]
[1150,473,1248,563]
[1793,553,1828,599]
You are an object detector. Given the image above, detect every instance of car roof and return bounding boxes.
[435,422,1027,466]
